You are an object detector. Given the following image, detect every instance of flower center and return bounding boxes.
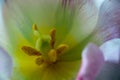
[21,24,69,66]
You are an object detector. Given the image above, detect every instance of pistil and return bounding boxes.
[48,49,57,62]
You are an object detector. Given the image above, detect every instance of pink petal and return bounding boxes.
[100,38,120,63]
[76,43,104,80]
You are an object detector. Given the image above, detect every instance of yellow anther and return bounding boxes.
[48,49,57,62]
[56,44,69,54]
[32,24,38,30]
[32,24,40,37]
[36,56,44,65]
[21,46,41,56]
[50,28,56,48]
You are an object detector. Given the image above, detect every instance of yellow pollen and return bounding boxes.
[32,24,41,37]
[50,28,56,48]
[21,46,41,56]
[48,49,57,62]
[56,44,69,54]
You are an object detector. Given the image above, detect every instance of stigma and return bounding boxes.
[21,24,69,66]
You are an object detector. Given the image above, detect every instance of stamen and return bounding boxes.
[32,24,40,37]
[35,37,42,52]
[56,44,69,54]
[22,26,69,66]
[21,46,41,56]
[36,56,44,65]
[48,49,57,62]
[50,28,56,48]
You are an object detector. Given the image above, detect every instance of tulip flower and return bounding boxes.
[76,38,120,80]
[2,0,99,80]
[0,47,13,80]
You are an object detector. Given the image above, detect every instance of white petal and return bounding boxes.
[76,43,104,80]
[100,38,120,63]
[0,47,13,79]
[72,0,98,42]
[94,0,105,9]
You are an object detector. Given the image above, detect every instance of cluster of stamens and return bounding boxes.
[21,24,69,66]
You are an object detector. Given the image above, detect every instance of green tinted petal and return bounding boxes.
[61,34,93,61]
[61,0,98,47]
[54,6,77,45]
[4,0,89,46]
[3,0,60,44]
[3,1,34,44]
[58,3,98,61]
